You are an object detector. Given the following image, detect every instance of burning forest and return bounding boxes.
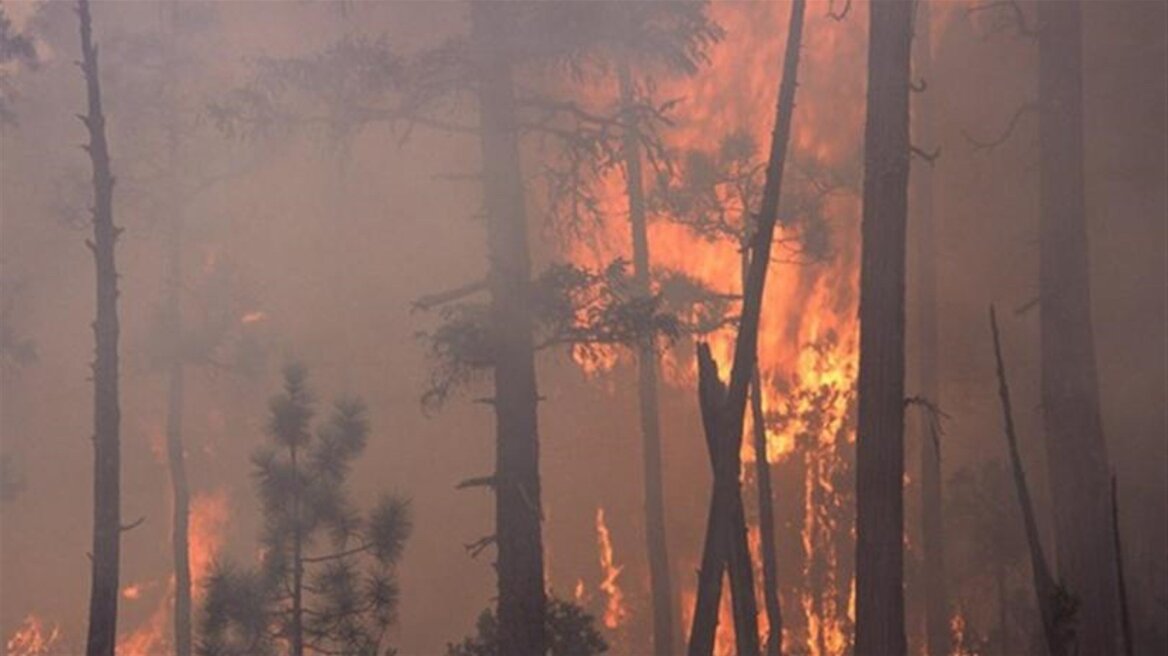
[0,1,1164,655]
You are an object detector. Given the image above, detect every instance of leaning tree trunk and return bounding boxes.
[688,2,805,654]
[471,3,547,654]
[165,216,192,656]
[989,306,1065,656]
[1036,3,1119,654]
[854,1,912,654]
[911,3,949,654]
[78,1,122,654]
[618,54,676,656]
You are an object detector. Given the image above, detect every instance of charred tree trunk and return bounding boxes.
[989,306,1065,656]
[618,54,676,656]
[750,370,782,656]
[472,4,547,654]
[692,345,758,656]
[78,1,122,653]
[1036,3,1119,654]
[911,3,949,655]
[1111,475,1134,656]
[165,217,192,656]
[688,2,805,654]
[741,246,782,656]
[854,1,912,654]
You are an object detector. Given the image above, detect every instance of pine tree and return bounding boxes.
[199,364,411,656]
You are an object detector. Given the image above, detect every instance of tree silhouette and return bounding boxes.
[199,364,411,656]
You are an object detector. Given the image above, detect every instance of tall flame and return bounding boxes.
[116,489,230,656]
[558,2,873,653]
[595,507,628,630]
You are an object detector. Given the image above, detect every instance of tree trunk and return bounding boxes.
[996,554,1008,656]
[688,2,805,653]
[989,306,1065,656]
[1111,476,1134,656]
[854,0,912,653]
[911,3,949,654]
[1036,3,1119,654]
[743,245,782,656]
[691,345,758,656]
[618,54,676,656]
[290,442,304,656]
[471,4,547,654]
[165,216,192,656]
[78,1,122,653]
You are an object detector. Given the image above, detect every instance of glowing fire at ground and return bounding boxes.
[116,489,230,656]
[4,615,61,656]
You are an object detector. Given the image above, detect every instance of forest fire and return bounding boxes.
[115,490,229,655]
[4,615,61,656]
[0,1,1162,655]
[563,2,865,653]
[595,507,628,630]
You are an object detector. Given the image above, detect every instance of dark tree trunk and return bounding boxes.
[691,345,758,656]
[1111,476,1134,656]
[688,2,805,654]
[989,306,1065,656]
[996,555,1009,656]
[472,4,547,654]
[1036,3,1119,654]
[618,55,677,656]
[165,218,192,656]
[290,442,304,656]
[743,251,782,656]
[78,1,122,653]
[911,3,949,654]
[854,1,912,654]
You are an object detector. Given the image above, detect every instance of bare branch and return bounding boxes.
[412,279,487,312]
[962,102,1039,152]
[827,0,852,22]
[911,144,941,166]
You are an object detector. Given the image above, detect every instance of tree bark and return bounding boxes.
[1036,3,1119,654]
[989,306,1065,656]
[911,3,949,654]
[471,4,547,654]
[78,1,122,653]
[854,1,912,653]
[165,215,192,656]
[687,2,805,654]
[618,54,676,656]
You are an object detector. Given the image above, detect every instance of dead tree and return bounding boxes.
[911,2,950,654]
[687,2,805,654]
[78,1,123,654]
[989,305,1068,656]
[1037,2,1120,653]
[854,0,913,653]
[471,4,547,654]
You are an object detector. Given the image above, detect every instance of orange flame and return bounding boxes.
[5,615,62,656]
[117,489,230,656]
[595,507,628,630]
[240,310,266,325]
[557,2,881,653]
